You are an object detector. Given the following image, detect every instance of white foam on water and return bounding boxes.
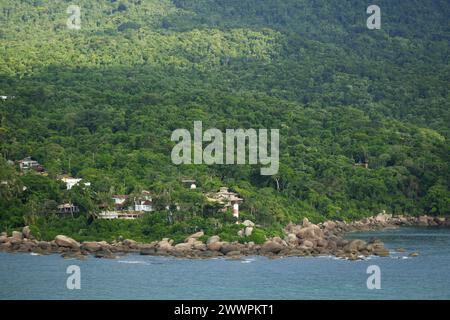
[118,260,148,265]
[317,255,334,259]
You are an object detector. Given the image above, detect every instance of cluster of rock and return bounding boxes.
[237,220,255,237]
[1,214,448,260]
[328,213,450,233]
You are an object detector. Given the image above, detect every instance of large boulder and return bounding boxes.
[220,243,241,255]
[260,240,283,254]
[62,251,87,260]
[242,220,255,227]
[316,238,328,248]
[374,248,389,257]
[418,215,429,226]
[0,241,12,251]
[18,240,36,252]
[297,225,323,240]
[375,213,392,223]
[344,240,367,253]
[157,240,173,252]
[366,240,389,256]
[284,224,303,236]
[0,235,8,244]
[244,227,253,237]
[226,250,242,257]
[207,236,220,245]
[81,241,102,252]
[302,217,312,227]
[174,243,192,252]
[301,240,314,249]
[185,237,197,245]
[37,241,51,251]
[55,235,80,249]
[207,241,223,251]
[22,226,32,239]
[193,240,206,251]
[285,233,298,245]
[12,231,23,241]
[94,248,116,259]
[323,221,336,231]
[139,244,156,255]
[122,239,138,249]
[185,231,204,241]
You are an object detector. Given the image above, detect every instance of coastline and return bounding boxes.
[1,214,448,261]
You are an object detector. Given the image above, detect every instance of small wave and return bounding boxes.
[117,260,148,265]
[317,255,334,259]
[30,252,40,256]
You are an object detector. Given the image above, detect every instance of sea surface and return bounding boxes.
[0,227,449,299]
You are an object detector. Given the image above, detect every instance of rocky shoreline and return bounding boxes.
[1,214,449,261]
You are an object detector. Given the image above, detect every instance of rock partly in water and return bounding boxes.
[220,243,241,255]
[122,239,138,249]
[55,235,80,249]
[94,248,116,259]
[260,240,284,254]
[81,241,102,252]
[207,241,223,252]
[157,240,173,253]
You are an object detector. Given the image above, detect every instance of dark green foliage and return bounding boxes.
[0,1,449,240]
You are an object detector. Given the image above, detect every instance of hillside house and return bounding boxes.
[59,176,91,190]
[133,190,153,212]
[97,210,144,220]
[206,187,243,219]
[112,195,129,210]
[57,203,79,216]
[17,157,45,172]
[97,192,153,219]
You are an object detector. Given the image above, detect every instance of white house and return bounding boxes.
[60,176,90,190]
[134,199,153,212]
[97,210,144,220]
[17,157,44,172]
[133,190,153,212]
[97,211,119,220]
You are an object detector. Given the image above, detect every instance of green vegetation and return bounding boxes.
[0,1,449,242]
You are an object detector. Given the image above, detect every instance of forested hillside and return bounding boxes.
[0,0,449,242]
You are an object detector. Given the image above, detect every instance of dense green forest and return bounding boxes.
[0,0,449,242]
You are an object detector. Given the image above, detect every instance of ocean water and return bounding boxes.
[0,227,449,300]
